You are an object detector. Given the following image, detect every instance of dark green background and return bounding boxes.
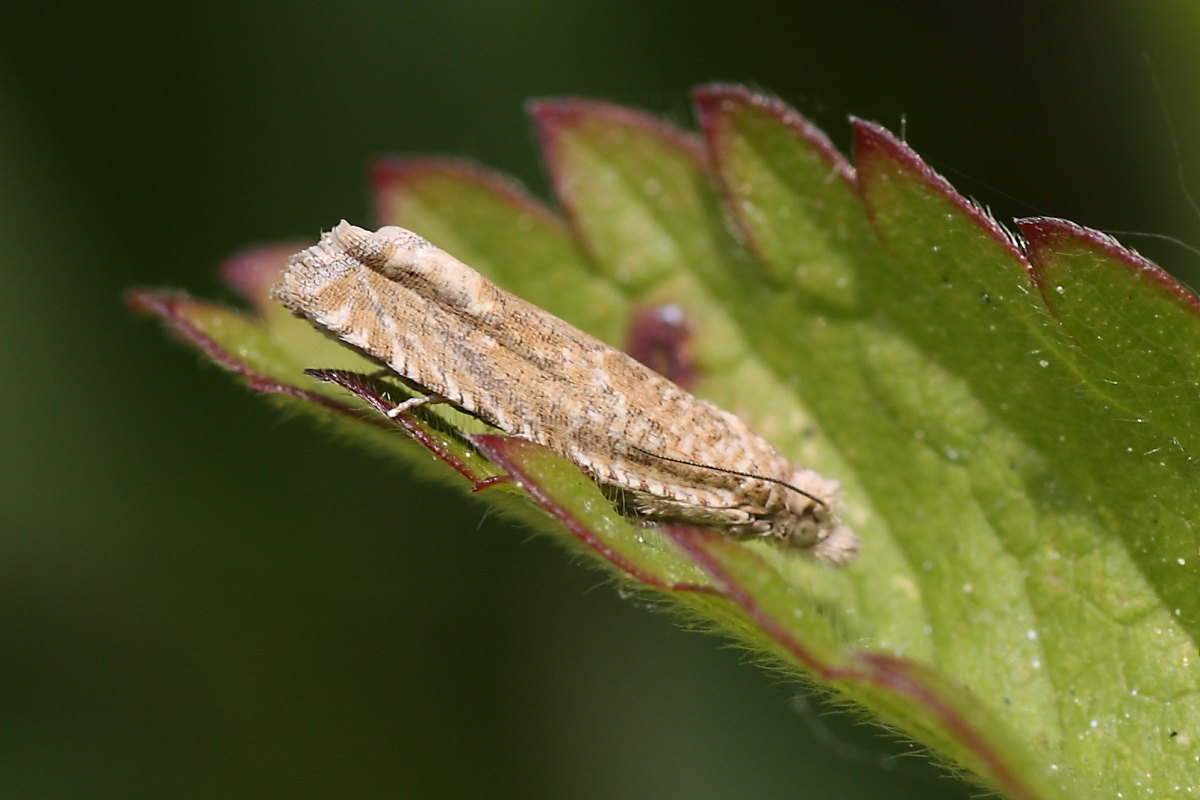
[2,2,1197,797]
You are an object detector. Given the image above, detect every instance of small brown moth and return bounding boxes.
[273,222,857,565]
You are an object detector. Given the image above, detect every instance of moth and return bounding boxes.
[273,222,857,565]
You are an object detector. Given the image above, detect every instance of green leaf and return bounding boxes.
[131,85,1200,799]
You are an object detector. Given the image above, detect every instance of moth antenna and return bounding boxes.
[630,445,826,507]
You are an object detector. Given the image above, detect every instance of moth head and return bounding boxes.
[785,469,858,566]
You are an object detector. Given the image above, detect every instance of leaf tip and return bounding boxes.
[124,288,260,377]
[530,96,705,166]
[217,245,296,310]
[371,155,560,232]
[123,286,167,317]
[853,118,1027,266]
[696,84,854,185]
[1018,216,1200,314]
[691,82,753,121]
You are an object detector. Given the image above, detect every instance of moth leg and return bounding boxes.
[366,367,429,395]
[357,368,449,417]
[627,489,756,530]
[386,392,448,418]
